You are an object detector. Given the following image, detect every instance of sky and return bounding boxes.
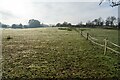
[0,0,118,25]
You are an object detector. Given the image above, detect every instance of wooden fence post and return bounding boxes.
[81,30,82,36]
[104,38,107,55]
[87,33,89,40]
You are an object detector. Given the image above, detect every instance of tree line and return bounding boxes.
[54,16,119,28]
[0,16,119,29]
[0,19,48,29]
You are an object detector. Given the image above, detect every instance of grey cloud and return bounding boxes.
[0,2,117,25]
[30,2,117,24]
[0,11,17,20]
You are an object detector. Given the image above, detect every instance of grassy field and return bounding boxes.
[78,28,119,44]
[77,28,120,53]
[2,27,120,79]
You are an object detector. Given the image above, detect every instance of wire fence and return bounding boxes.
[80,30,120,55]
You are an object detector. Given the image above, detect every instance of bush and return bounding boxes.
[67,28,72,31]
[58,28,72,31]
[80,29,87,31]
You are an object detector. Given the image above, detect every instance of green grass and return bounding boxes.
[78,28,119,44]
[2,27,120,79]
[78,28,120,52]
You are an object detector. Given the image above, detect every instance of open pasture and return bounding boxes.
[2,27,119,79]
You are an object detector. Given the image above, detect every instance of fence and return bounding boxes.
[80,30,120,55]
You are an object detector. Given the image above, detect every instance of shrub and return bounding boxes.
[58,28,72,31]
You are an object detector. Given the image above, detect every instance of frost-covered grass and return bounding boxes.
[2,27,119,79]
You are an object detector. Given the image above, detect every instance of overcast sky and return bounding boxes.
[0,0,118,25]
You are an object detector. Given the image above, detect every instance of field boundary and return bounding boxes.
[80,30,120,55]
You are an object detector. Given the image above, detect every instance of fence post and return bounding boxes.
[104,38,107,55]
[87,33,89,40]
[81,30,82,36]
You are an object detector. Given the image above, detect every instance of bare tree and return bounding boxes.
[92,17,104,26]
[110,16,117,26]
[99,0,120,7]
[105,16,117,26]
